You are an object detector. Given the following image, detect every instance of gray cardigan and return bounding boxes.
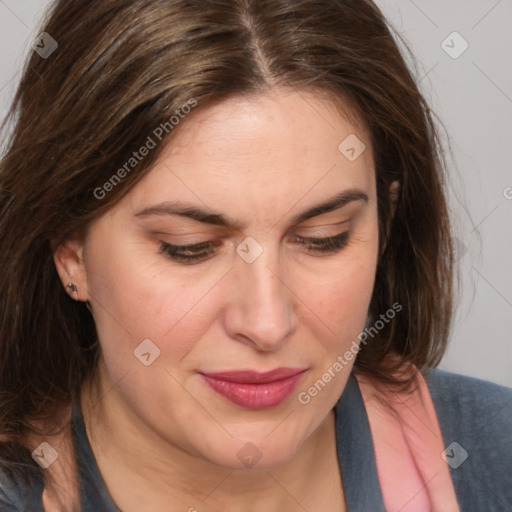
[1,368,511,511]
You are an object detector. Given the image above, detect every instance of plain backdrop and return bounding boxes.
[0,0,510,387]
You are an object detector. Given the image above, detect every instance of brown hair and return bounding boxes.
[0,0,453,504]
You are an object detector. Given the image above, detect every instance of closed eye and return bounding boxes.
[158,231,350,265]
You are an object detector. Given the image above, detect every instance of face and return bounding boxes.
[56,88,379,469]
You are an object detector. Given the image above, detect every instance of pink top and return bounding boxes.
[355,364,461,511]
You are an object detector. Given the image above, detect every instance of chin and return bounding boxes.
[198,431,305,471]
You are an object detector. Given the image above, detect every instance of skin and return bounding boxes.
[54,88,396,511]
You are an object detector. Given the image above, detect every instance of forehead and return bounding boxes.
[122,88,375,223]
[166,88,369,157]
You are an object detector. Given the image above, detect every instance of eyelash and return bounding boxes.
[158,231,350,264]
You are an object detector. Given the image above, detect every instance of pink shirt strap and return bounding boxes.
[354,365,460,511]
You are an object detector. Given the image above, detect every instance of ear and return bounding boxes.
[389,180,400,219]
[52,238,90,302]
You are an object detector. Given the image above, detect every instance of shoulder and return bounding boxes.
[0,465,43,511]
[0,405,75,511]
[0,468,19,511]
[423,367,512,511]
[424,367,512,431]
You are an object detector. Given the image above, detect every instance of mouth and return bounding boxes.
[198,367,307,409]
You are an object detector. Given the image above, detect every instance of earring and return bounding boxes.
[65,283,78,298]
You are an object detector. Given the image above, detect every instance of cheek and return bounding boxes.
[85,239,225,375]
[295,258,378,409]
[314,259,376,313]
[305,263,376,373]
[310,234,379,338]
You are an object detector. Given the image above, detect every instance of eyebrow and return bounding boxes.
[133,188,368,230]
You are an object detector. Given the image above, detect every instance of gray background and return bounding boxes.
[0,1,510,387]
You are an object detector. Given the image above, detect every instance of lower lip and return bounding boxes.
[199,372,305,409]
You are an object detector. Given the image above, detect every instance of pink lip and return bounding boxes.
[199,367,307,409]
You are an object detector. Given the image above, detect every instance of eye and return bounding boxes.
[159,241,216,264]
[158,231,350,265]
[292,231,350,254]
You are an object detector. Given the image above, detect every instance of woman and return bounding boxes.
[0,0,510,510]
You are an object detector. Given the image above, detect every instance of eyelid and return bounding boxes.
[297,216,351,227]
[150,228,218,238]
[294,220,350,234]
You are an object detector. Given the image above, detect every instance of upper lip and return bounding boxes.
[199,367,307,384]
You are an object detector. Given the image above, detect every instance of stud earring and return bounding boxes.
[65,283,78,298]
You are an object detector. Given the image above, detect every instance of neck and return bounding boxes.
[80,361,345,512]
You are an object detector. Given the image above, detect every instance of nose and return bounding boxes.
[223,245,298,351]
